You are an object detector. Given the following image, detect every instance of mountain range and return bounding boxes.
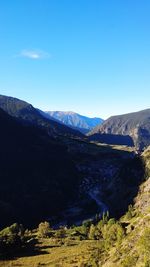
[0,95,83,139]
[0,93,150,267]
[0,94,150,227]
[2,94,150,152]
[44,111,104,134]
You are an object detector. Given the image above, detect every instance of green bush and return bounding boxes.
[102,222,124,250]
[54,226,66,239]
[125,205,135,220]
[38,221,51,238]
[88,224,96,240]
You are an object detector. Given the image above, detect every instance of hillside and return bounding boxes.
[101,148,150,266]
[0,95,83,139]
[88,109,150,150]
[45,111,103,133]
[0,148,149,266]
[0,108,80,228]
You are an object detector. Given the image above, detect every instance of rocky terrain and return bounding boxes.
[88,109,150,150]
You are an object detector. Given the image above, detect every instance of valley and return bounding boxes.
[0,147,149,266]
[1,0,150,265]
[55,140,143,226]
[0,95,149,266]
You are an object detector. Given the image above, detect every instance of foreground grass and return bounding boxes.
[0,238,102,267]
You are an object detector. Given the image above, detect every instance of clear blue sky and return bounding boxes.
[0,0,150,119]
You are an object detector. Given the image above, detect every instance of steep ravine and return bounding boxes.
[51,141,142,227]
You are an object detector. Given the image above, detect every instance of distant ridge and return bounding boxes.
[45,111,104,134]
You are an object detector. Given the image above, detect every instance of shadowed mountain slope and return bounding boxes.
[0,95,84,138]
[0,108,80,228]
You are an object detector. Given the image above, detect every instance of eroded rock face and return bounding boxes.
[88,109,150,150]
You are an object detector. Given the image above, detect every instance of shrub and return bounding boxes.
[54,226,66,239]
[102,222,124,250]
[88,224,96,240]
[38,221,51,238]
[125,205,135,220]
[79,220,92,238]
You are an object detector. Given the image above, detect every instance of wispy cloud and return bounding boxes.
[17,49,51,60]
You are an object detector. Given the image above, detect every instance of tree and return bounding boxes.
[38,221,51,238]
[88,224,96,240]
[102,222,124,250]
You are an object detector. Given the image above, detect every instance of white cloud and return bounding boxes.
[18,49,51,60]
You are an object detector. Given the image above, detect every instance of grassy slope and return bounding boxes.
[0,239,100,267]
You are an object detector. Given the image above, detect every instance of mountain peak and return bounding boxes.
[45,110,104,134]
